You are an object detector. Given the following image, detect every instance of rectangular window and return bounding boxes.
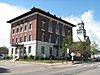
[15,48,17,54]
[29,34,32,41]
[29,21,32,29]
[41,46,45,54]
[24,47,26,54]
[49,47,52,55]
[48,20,52,32]
[12,29,15,34]
[41,21,45,30]
[12,39,14,44]
[68,28,71,34]
[16,38,18,43]
[24,36,28,42]
[25,25,27,31]
[41,32,44,41]
[49,34,52,43]
[56,23,59,34]
[16,28,19,33]
[20,26,23,32]
[56,50,59,56]
[56,36,59,44]
[11,48,13,54]
[28,46,31,53]
[62,25,65,36]
[20,37,22,43]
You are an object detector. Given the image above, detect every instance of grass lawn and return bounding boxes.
[18,59,66,63]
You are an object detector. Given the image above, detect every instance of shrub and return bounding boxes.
[4,56,12,60]
[34,55,43,60]
[29,55,34,60]
[20,55,28,60]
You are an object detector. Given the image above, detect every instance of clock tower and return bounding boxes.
[77,20,86,42]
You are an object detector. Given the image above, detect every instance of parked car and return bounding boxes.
[0,54,4,59]
[92,57,100,62]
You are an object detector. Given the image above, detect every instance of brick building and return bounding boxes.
[7,7,75,59]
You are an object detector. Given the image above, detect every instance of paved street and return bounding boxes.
[0,60,100,75]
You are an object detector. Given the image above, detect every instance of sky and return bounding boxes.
[0,0,100,49]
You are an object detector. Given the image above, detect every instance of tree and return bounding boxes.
[90,41,99,55]
[61,35,72,52]
[0,46,8,51]
[60,35,73,61]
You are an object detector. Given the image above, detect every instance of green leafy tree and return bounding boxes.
[0,46,8,51]
[90,41,99,55]
[61,35,72,53]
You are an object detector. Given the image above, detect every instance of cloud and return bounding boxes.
[63,10,100,48]
[0,2,100,49]
[0,2,28,47]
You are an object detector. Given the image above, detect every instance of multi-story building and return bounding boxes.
[7,7,75,59]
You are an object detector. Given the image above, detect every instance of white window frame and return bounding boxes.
[41,21,45,31]
[29,33,32,41]
[49,34,52,43]
[56,22,60,35]
[20,25,23,33]
[41,32,44,42]
[29,21,32,30]
[16,26,19,34]
[62,25,65,36]
[48,19,53,33]
[41,46,45,54]
[12,28,15,35]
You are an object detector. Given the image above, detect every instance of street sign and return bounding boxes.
[71,52,75,61]
[71,52,75,57]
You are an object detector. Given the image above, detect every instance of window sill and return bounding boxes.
[41,29,45,31]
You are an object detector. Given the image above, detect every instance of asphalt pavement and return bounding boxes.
[0,60,100,75]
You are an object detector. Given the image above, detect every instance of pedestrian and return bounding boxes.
[50,55,53,64]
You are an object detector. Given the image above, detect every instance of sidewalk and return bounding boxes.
[14,60,78,68]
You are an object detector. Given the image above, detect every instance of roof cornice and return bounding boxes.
[7,7,76,27]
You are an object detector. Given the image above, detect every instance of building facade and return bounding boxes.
[7,7,75,59]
